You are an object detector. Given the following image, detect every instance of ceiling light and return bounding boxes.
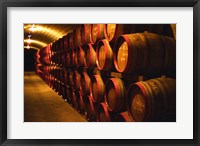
[27,38,32,44]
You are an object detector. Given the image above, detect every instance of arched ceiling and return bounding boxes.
[24,24,80,50]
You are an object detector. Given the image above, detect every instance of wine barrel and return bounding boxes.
[115,111,133,122]
[81,72,91,96]
[77,46,85,67]
[114,32,176,76]
[63,35,69,52]
[68,32,74,49]
[71,49,78,67]
[84,96,97,121]
[96,39,113,71]
[66,50,72,67]
[105,78,126,112]
[91,24,106,44]
[59,38,64,53]
[59,83,65,97]
[74,27,82,48]
[104,24,149,43]
[127,77,176,122]
[61,85,67,99]
[97,102,112,122]
[61,51,66,67]
[76,91,85,114]
[65,87,71,103]
[81,24,91,45]
[73,71,81,90]
[35,51,40,63]
[66,70,74,87]
[84,44,96,69]
[62,69,67,84]
[160,24,175,39]
[71,91,78,109]
[90,74,105,103]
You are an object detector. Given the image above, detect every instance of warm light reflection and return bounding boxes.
[24,46,39,50]
[29,24,43,32]
[25,24,64,39]
[27,38,32,44]
[24,39,47,48]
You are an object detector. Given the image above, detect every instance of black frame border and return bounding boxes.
[0,0,199,145]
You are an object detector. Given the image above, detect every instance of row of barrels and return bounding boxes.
[35,44,51,65]
[48,32,176,78]
[36,65,176,122]
[51,24,175,53]
[35,24,176,122]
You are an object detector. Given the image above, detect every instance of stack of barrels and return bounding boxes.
[35,24,176,122]
[35,44,51,85]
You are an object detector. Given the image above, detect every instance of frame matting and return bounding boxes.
[0,0,199,145]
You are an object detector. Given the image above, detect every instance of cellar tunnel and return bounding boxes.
[24,24,176,122]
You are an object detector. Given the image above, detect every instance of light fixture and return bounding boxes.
[27,45,30,49]
[29,24,36,32]
[24,39,47,48]
[27,37,32,44]
[29,24,42,32]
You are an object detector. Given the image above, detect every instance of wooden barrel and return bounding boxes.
[74,28,82,48]
[115,111,133,122]
[68,32,74,49]
[35,50,40,63]
[84,95,97,121]
[97,102,112,122]
[127,77,176,122]
[96,39,113,71]
[73,71,81,90]
[148,24,174,38]
[71,91,78,109]
[66,70,74,87]
[84,44,96,69]
[61,85,67,100]
[105,78,126,112]
[59,38,64,53]
[77,46,85,67]
[61,69,67,84]
[104,24,149,43]
[61,45,66,66]
[71,49,78,67]
[81,72,91,96]
[91,24,106,44]
[90,74,105,103]
[81,24,91,45]
[60,83,66,98]
[63,35,69,52]
[114,32,176,76]
[76,90,85,114]
[66,87,72,104]
[66,50,72,67]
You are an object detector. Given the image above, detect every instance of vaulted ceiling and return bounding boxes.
[24,24,80,50]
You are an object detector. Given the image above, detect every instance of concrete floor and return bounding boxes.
[24,72,87,122]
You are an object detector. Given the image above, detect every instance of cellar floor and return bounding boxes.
[24,72,87,122]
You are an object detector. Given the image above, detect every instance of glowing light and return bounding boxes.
[29,24,35,32]
[27,38,32,44]
[29,24,42,32]
[24,46,39,50]
[24,39,47,48]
